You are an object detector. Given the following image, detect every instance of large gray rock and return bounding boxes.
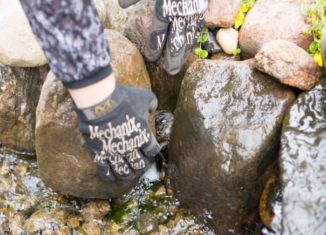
[204,0,242,28]
[239,0,313,58]
[35,30,154,199]
[169,59,295,234]
[124,1,198,111]
[255,40,321,90]
[0,0,47,67]
[280,79,326,235]
[0,64,42,153]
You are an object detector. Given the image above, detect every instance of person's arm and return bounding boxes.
[20,0,160,181]
[19,0,115,107]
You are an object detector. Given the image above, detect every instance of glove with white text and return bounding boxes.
[119,0,208,75]
[76,84,160,181]
[145,0,208,75]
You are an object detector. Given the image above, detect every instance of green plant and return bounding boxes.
[232,48,241,55]
[301,0,326,66]
[194,27,209,58]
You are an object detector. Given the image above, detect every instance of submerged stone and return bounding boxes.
[280,79,326,235]
[169,59,295,234]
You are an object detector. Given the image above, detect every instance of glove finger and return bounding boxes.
[125,149,151,173]
[107,154,136,181]
[93,154,116,182]
[163,21,188,75]
[121,86,158,119]
[164,14,204,75]
[144,12,170,62]
[141,131,161,157]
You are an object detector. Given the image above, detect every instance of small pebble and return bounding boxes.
[68,216,80,229]
[15,162,28,176]
[155,186,167,196]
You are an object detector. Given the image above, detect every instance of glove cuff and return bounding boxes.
[75,83,124,121]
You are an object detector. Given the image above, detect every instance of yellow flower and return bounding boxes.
[234,12,245,29]
[314,53,323,67]
[240,4,249,13]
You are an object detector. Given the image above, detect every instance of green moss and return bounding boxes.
[105,201,132,224]
[283,115,290,127]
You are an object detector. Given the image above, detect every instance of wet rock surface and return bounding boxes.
[124,1,199,111]
[0,65,42,153]
[169,59,295,234]
[280,79,326,235]
[0,0,47,67]
[35,30,154,199]
[0,150,212,234]
[204,0,242,28]
[255,40,321,90]
[259,172,282,232]
[239,0,313,58]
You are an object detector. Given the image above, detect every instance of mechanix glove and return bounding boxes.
[119,0,208,75]
[145,0,208,75]
[76,84,161,181]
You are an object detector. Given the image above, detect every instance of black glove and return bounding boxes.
[145,0,208,75]
[76,84,160,181]
[119,0,208,75]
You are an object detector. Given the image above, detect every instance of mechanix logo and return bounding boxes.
[162,0,208,17]
[154,0,207,53]
[89,115,150,176]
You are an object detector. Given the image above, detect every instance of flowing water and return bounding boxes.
[0,149,215,234]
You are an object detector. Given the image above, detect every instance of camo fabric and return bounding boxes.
[20,0,112,89]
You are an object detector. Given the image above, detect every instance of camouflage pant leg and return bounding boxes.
[19,0,112,89]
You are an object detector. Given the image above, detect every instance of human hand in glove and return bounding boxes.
[119,0,208,75]
[76,83,160,182]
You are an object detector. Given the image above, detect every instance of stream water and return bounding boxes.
[0,149,217,234]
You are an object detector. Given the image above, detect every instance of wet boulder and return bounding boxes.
[124,1,198,111]
[255,40,321,90]
[104,0,146,33]
[169,59,295,234]
[259,171,282,232]
[280,79,326,235]
[204,0,242,28]
[239,0,313,58]
[0,0,47,67]
[0,65,42,153]
[35,29,154,199]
